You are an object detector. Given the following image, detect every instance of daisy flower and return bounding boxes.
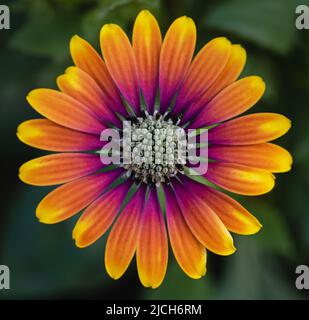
[17,10,292,288]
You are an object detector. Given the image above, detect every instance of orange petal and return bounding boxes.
[70,35,125,115]
[198,184,262,235]
[185,44,246,121]
[36,169,122,224]
[192,76,265,128]
[19,153,103,186]
[57,67,121,127]
[203,44,247,101]
[204,162,275,196]
[133,10,162,113]
[100,24,140,114]
[27,89,105,134]
[159,16,196,113]
[209,143,292,173]
[164,186,207,279]
[137,189,168,288]
[174,37,231,115]
[208,113,291,145]
[173,179,236,256]
[73,181,132,248]
[17,119,102,152]
[105,186,146,279]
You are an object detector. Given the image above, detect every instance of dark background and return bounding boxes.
[1,0,309,299]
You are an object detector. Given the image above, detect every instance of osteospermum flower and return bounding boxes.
[17,10,292,288]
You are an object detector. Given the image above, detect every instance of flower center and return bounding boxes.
[122,111,186,186]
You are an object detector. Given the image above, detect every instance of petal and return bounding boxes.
[204,162,275,196]
[164,186,207,279]
[137,189,168,288]
[133,10,162,113]
[173,37,231,116]
[191,183,262,235]
[184,44,246,121]
[173,179,236,256]
[17,119,102,152]
[27,89,105,134]
[19,153,103,186]
[105,186,146,279]
[36,169,122,224]
[100,24,140,114]
[208,113,291,145]
[57,67,121,127]
[70,35,125,115]
[73,181,132,248]
[159,16,196,113]
[208,143,292,173]
[191,76,266,128]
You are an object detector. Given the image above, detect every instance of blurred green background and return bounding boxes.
[1,0,309,299]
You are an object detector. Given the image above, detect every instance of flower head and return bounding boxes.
[17,10,292,288]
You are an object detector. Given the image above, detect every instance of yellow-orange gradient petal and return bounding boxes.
[192,76,266,128]
[133,10,162,113]
[164,186,206,279]
[174,179,236,256]
[184,44,246,122]
[57,67,121,127]
[159,16,196,113]
[70,35,125,115]
[36,169,122,224]
[100,24,140,114]
[17,119,102,152]
[137,189,168,288]
[73,181,132,248]
[19,153,103,186]
[208,113,291,145]
[199,185,262,235]
[174,37,231,115]
[27,89,105,134]
[204,162,275,196]
[209,143,292,173]
[105,186,146,280]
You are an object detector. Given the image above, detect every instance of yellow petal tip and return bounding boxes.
[18,172,25,184]
[174,16,196,29]
[70,35,85,54]
[246,76,266,94]
[37,216,51,224]
[64,66,75,74]
[74,239,87,249]
[100,23,119,35]
[70,34,80,43]
[109,273,122,281]
[202,267,207,276]
[214,37,231,48]
[138,275,164,289]
[18,164,31,185]
[231,44,247,63]
[26,89,44,105]
[138,9,152,17]
[191,267,207,279]
[228,245,237,255]
[245,220,263,235]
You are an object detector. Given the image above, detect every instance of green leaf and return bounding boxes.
[9,0,81,61]
[242,52,279,103]
[81,0,160,43]
[243,200,295,258]
[0,187,113,298]
[217,238,300,299]
[203,0,298,55]
[281,173,309,249]
[216,239,263,299]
